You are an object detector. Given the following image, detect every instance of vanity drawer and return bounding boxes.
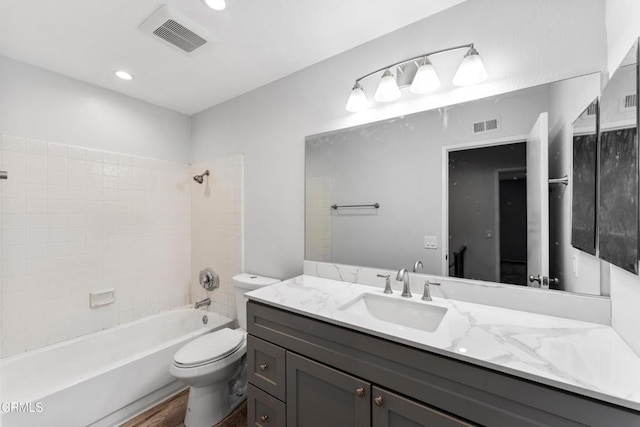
[248,383,286,427]
[248,335,287,401]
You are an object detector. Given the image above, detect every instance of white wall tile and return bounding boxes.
[1,135,191,357]
[190,155,244,323]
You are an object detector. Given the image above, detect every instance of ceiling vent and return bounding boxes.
[473,118,501,134]
[139,5,217,55]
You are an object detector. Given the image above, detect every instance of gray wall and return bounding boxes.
[0,56,191,162]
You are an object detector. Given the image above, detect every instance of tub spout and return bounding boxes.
[194,298,211,309]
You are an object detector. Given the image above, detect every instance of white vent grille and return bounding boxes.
[140,5,216,55]
[153,19,207,53]
[473,118,501,134]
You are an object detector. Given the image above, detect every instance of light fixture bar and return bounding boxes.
[353,43,474,84]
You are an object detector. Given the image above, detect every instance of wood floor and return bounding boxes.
[122,390,247,427]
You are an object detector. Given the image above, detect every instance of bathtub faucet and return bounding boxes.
[194,298,211,309]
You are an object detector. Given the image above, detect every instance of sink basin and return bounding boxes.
[338,293,448,333]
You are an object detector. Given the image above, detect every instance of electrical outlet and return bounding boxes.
[424,236,437,249]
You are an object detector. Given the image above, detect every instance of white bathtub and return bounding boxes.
[0,308,234,427]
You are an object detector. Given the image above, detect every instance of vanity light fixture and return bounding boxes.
[346,43,488,112]
[203,0,226,11]
[115,70,134,80]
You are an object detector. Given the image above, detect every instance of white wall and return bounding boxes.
[0,56,191,163]
[191,0,606,280]
[605,0,640,75]
[604,0,640,356]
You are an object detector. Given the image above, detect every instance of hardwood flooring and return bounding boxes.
[122,390,247,427]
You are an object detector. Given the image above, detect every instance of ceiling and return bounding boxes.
[0,0,465,115]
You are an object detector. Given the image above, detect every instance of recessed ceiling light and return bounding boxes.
[115,70,134,81]
[203,0,226,11]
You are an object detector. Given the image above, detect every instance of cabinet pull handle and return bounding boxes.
[260,414,269,422]
[355,387,365,397]
[259,363,268,371]
[374,396,383,407]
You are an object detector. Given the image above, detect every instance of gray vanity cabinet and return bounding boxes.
[372,387,474,427]
[246,301,640,427]
[286,352,371,426]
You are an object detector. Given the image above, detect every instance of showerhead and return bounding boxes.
[193,170,210,184]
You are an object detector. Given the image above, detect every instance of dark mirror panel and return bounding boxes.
[598,40,639,274]
[571,99,598,255]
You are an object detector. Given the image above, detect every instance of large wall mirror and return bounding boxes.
[305,68,631,296]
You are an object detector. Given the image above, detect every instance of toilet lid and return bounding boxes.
[174,328,245,367]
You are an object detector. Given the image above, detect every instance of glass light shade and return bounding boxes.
[410,60,440,94]
[374,69,401,103]
[203,0,226,10]
[345,83,370,112]
[452,48,488,86]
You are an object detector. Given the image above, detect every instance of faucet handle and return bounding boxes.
[377,274,392,294]
[422,281,432,301]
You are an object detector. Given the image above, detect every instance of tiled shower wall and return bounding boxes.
[0,135,191,358]
[190,155,243,320]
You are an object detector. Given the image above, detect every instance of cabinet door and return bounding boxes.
[372,387,476,427]
[286,352,370,427]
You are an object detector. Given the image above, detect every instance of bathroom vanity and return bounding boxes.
[245,276,640,427]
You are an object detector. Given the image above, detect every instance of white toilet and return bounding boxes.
[170,273,279,427]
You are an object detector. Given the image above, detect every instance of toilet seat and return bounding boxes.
[173,328,245,368]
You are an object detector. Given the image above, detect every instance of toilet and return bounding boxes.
[170,273,279,427]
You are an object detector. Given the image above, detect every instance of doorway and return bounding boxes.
[447,142,527,284]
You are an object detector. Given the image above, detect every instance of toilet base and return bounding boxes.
[184,383,245,427]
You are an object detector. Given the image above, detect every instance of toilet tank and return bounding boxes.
[233,273,279,330]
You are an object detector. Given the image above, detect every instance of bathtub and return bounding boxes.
[0,308,234,427]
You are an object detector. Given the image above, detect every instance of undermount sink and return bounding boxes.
[338,293,448,333]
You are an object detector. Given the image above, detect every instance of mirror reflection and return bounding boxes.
[306,73,604,295]
[598,41,639,273]
[571,99,598,256]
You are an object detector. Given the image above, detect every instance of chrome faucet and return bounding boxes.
[194,298,211,309]
[396,268,412,298]
[412,260,423,273]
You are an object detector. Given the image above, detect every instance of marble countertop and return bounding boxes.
[247,275,640,411]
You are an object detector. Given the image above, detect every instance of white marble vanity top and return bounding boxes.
[247,275,640,411]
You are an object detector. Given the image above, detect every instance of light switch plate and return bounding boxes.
[424,236,437,249]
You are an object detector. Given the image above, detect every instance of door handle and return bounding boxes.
[0,170,7,180]
[529,275,557,289]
